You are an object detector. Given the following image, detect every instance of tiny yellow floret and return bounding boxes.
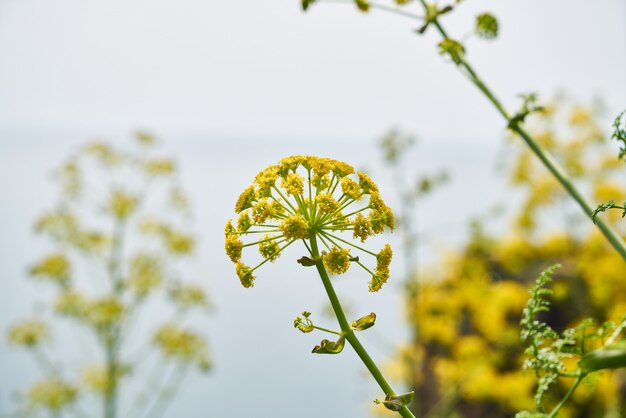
[316,193,340,214]
[259,235,281,261]
[341,177,362,200]
[281,172,305,195]
[235,261,255,288]
[323,247,352,275]
[225,235,243,262]
[280,214,310,241]
[235,186,256,213]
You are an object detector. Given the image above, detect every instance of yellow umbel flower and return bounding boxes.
[323,247,352,274]
[29,253,70,284]
[225,156,394,291]
[128,253,163,297]
[27,378,77,411]
[143,158,175,176]
[55,290,88,317]
[108,189,137,220]
[8,320,48,347]
[169,283,209,309]
[153,324,211,370]
[81,364,127,393]
[87,298,124,328]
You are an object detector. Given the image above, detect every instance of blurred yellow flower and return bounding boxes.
[29,253,70,285]
[27,378,77,411]
[8,320,48,347]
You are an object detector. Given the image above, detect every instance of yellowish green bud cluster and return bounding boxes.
[29,253,70,285]
[143,158,175,176]
[8,320,48,347]
[225,156,394,291]
[108,189,138,220]
[27,378,77,411]
[322,247,351,275]
[475,13,498,39]
[128,253,163,297]
[86,297,124,328]
[153,324,210,370]
[140,219,195,255]
[81,364,126,393]
[294,311,315,333]
[168,283,209,309]
[438,38,465,65]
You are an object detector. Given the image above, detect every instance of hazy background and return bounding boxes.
[0,0,625,417]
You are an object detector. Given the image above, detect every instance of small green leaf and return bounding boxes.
[374,392,414,411]
[312,336,345,354]
[592,200,617,223]
[351,312,376,331]
[579,341,626,373]
[611,110,626,159]
[297,256,316,266]
[301,0,316,11]
[354,0,370,12]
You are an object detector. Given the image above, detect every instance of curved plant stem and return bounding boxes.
[547,373,585,418]
[413,0,626,262]
[309,235,416,418]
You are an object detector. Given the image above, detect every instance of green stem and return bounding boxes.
[309,235,415,418]
[547,373,584,418]
[416,0,626,263]
[312,325,343,336]
[104,219,126,418]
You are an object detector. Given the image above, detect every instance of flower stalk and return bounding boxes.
[226,156,413,415]
[414,0,626,262]
[311,234,415,418]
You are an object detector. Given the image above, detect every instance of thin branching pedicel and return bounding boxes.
[225,156,416,417]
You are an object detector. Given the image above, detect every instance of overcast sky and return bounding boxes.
[0,0,624,144]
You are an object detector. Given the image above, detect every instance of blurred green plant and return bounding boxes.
[593,110,626,222]
[298,0,626,266]
[6,133,211,418]
[375,99,626,418]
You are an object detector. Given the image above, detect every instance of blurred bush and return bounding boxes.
[6,133,211,418]
[380,98,626,418]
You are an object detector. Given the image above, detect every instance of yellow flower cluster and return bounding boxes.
[225,156,394,290]
[128,253,163,297]
[153,324,210,370]
[55,290,88,317]
[140,219,195,255]
[27,378,77,411]
[168,283,209,309]
[86,297,124,328]
[35,210,109,253]
[81,364,126,393]
[143,158,175,176]
[29,253,70,285]
[84,141,123,166]
[108,189,138,220]
[8,320,48,347]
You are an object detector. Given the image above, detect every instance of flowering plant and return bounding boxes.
[225,155,415,417]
